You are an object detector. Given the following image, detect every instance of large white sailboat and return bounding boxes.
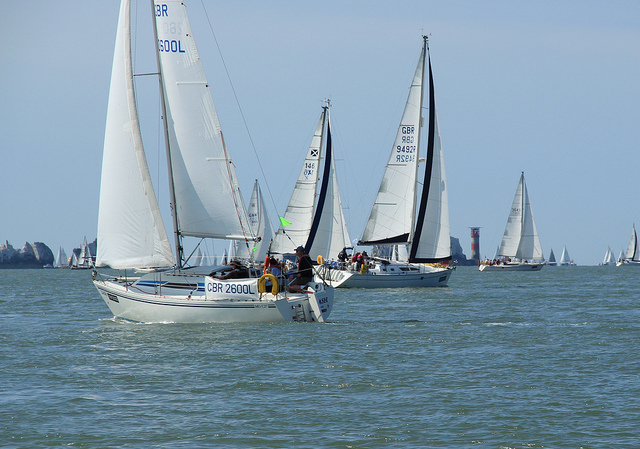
[479,172,545,271]
[616,224,640,266]
[320,36,453,288]
[271,103,351,262]
[92,0,333,323]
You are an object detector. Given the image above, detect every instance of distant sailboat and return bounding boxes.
[236,180,274,262]
[479,172,544,271]
[71,237,94,270]
[602,246,616,266]
[55,247,68,268]
[547,248,557,266]
[616,224,640,266]
[559,246,574,266]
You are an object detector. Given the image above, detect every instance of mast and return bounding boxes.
[150,0,183,267]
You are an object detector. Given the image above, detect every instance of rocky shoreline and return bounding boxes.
[0,241,54,268]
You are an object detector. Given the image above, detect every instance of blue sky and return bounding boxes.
[2,0,639,265]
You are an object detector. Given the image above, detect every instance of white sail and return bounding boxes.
[55,247,68,268]
[96,0,174,269]
[193,248,203,266]
[271,106,351,260]
[498,173,543,261]
[271,111,324,253]
[236,180,274,261]
[410,57,450,261]
[155,0,253,241]
[360,46,424,246]
[603,246,615,265]
[306,113,352,260]
[624,224,638,261]
[559,246,570,265]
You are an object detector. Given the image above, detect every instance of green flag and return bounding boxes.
[279,216,291,227]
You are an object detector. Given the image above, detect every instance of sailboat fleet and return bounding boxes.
[85,0,637,323]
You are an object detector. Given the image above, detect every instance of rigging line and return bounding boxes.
[198,0,279,217]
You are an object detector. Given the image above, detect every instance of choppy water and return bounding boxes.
[1,266,638,448]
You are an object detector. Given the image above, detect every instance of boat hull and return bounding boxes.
[616,260,640,267]
[93,273,333,323]
[479,262,544,271]
[317,263,453,288]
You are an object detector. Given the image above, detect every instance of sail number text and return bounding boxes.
[156,3,186,53]
[304,162,316,180]
[396,125,416,162]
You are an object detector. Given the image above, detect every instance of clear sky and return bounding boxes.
[2,0,639,265]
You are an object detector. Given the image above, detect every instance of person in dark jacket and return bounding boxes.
[288,246,313,293]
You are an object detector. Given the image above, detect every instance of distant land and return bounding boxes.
[0,241,54,268]
[0,236,474,268]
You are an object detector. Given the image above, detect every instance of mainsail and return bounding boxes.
[624,224,639,261]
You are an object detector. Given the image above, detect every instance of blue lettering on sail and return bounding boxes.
[156,4,168,17]
[158,39,186,53]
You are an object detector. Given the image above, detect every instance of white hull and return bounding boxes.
[317,262,453,288]
[616,260,640,267]
[93,269,333,323]
[479,262,544,271]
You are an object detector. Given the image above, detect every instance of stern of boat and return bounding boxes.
[275,282,334,322]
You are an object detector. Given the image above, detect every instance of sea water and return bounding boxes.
[1,266,638,448]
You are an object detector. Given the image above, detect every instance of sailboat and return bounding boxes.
[71,237,94,270]
[479,172,545,271]
[321,36,453,288]
[547,248,557,266]
[236,180,274,262]
[601,246,616,266]
[271,102,351,262]
[616,224,640,266]
[559,246,574,266]
[92,0,333,323]
[54,247,69,268]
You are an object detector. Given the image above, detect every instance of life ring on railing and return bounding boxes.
[317,255,324,265]
[258,274,278,295]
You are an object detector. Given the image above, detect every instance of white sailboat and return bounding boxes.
[54,247,68,268]
[236,180,274,262]
[321,36,453,288]
[547,248,557,266]
[92,0,333,323]
[559,246,573,266]
[71,237,94,270]
[271,103,351,261]
[479,172,545,271]
[601,246,616,266]
[616,224,640,266]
